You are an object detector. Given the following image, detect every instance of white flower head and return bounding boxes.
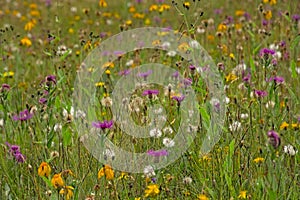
[284,144,298,156]
[150,128,162,138]
[163,137,175,148]
[144,165,155,177]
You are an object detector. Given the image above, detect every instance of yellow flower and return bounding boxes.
[29,3,38,9]
[264,10,272,20]
[145,18,151,25]
[225,73,238,83]
[105,70,111,75]
[263,0,276,5]
[20,37,32,47]
[177,42,190,52]
[207,35,215,42]
[126,20,132,26]
[253,157,264,163]
[280,121,289,130]
[95,82,105,87]
[235,10,245,16]
[229,53,235,60]
[238,190,247,199]
[3,71,14,78]
[217,24,227,32]
[235,23,242,30]
[149,5,158,12]
[291,123,299,129]
[198,194,209,200]
[51,173,64,189]
[133,13,145,19]
[99,0,107,7]
[60,186,74,200]
[134,198,141,200]
[144,184,160,198]
[129,6,136,13]
[30,10,40,17]
[68,28,74,34]
[98,165,114,180]
[38,162,51,177]
[102,62,114,68]
[24,20,36,31]
[183,2,190,9]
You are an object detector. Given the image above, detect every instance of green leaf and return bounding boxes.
[249,56,256,73]
[291,60,297,78]
[290,35,300,50]
[62,127,72,146]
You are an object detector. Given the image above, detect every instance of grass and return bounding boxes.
[0,0,299,199]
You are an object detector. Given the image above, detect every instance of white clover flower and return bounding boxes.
[150,128,162,138]
[284,144,298,156]
[144,165,155,177]
[163,138,175,148]
[229,121,241,132]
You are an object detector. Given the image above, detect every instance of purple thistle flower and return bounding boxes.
[92,120,114,129]
[189,65,196,71]
[118,69,131,76]
[147,149,168,157]
[12,109,33,121]
[244,12,251,20]
[172,71,179,78]
[242,73,251,83]
[292,14,300,22]
[46,75,56,85]
[254,90,268,98]
[269,76,284,84]
[172,95,185,104]
[39,98,47,104]
[137,70,152,78]
[259,48,275,57]
[142,89,159,96]
[1,84,10,91]
[183,78,192,86]
[214,9,223,15]
[6,142,26,163]
[267,130,281,148]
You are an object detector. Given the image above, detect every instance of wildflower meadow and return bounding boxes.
[1,0,300,199]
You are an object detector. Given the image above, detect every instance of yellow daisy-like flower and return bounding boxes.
[3,71,14,78]
[102,62,114,69]
[264,10,272,20]
[263,0,277,5]
[291,123,299,129]
[38,162,51,177]
[183,2,190,9]
[177,42,190,52]
[51,173,64,189]
[229,53,235,60]
[29,3,38,9]
[225,73,238,83]
[30,10,40,17]
[95,82,105,87]
[144,184,160,198]
[24,20,36,31]
[280,121,289,130]
[99,0,107,7]
[59,186,74,200]
[129,6,136,13]
[253,157,264,163]
[149,4,158,12]
[198,194,209,200]
[98,165,114,180]
[207,34,215,42]
[238,190,247,199]
[235,10,245,16]
[126,20,132,26]
[217,24,227,32]
[20,37,32,47]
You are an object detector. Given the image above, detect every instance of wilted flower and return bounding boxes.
[51,173,64,188]
[60,186,74,200]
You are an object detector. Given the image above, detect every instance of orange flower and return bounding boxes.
[98,165,114,180]
[38,162,51,177]
[51,173,64,188]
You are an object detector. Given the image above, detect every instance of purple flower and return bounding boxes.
[189,65,196,71]
[292,14,300,22]
[269,76,284,84]
[1,83,10,91]
[254,90,268,98]
[113,51,124,57]
[39,98,47,104]
[92,120,114,129]
[119,69,131,76]
[172,95,185,104]
[262,19,269,26]
[172,71,179,78]
[142,89,159,96]
[183,78,192,86]
[214,9,223,15]
[244,12,251,20]
[280,41,286,47]
[242,73,251,83]
[46,75,56,85]
[259,48,275,57]
[147,149,168,157]
[137,70,152,78]
[12,109,33,121]
[267,130,281,148]
[6,142,26,163]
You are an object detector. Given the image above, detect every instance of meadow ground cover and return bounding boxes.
[0,0,300,199]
